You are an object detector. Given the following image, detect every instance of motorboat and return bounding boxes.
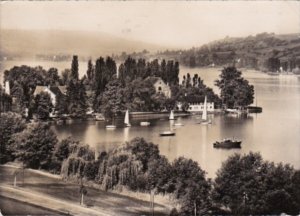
[213,138,242,149]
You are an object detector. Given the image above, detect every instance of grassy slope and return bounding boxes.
[0,166,170,216]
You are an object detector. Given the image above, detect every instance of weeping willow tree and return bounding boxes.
[60,137,162,193]
[60,143,95,179]
[101,148,143,191]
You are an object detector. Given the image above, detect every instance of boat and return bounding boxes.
[160,131,176,136]
[95,113,105,121]
[169,110,176,120]
[213,138,242,149]
[225,108,239,114]
[201,96,212,124]
[140,121,150,126]
[124,110,131,127]
[106,125,116,129]
[174,122,184,126]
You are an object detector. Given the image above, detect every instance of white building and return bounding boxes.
[178,102,214,112]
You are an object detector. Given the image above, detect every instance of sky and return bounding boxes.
[1,1,300,48]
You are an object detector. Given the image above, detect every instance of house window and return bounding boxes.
[158,86,162,91]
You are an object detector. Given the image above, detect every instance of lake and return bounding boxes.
[1,60,300,178]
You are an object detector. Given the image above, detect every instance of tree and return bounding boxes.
[66,79,87,117]
[98,79,125,118]
[61,69,71,85]
[0,112,26,164]
[212,152,299,215]
[169,157,212,215]
[33,92,53,119]
[71,55,79,80]
[4,65,48,114]
[148,156,172,193]
[86,59,94,81]
[11,122,58,169]
[215,67,254,109]
[46,68,60,85]
[124,78,157,112]
[0,84,12,113]
[54,137,80,161]
[129,137,160,172]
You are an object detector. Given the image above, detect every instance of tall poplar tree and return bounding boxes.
[71,55,79,80]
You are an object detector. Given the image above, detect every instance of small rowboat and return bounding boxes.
[174,123,184,126]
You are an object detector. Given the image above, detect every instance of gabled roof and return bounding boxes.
[145,76,165,85]
[57,86,67,95]
[49,86,65,97]
[34,85,66,96]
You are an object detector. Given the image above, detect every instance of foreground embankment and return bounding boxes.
[0,165,170,216]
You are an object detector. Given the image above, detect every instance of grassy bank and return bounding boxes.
[0,165,171,216]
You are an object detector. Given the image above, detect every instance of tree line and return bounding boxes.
[3,55,254,119]
[1,112,299,215]
[157,32,300,73]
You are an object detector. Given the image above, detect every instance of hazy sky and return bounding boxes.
[1,1,299,48]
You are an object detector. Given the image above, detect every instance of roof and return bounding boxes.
[34,86,46,95]
[145,76,165,85]
[57,86,67,95]
[34,85,66,96]
[49,86,65,97]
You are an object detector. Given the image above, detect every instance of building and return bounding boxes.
[5,81,10,95]
[177,101,214,113]
[146,77,171,98]
[33,85,66,107]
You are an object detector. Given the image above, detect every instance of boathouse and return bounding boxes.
[177,101,214,112]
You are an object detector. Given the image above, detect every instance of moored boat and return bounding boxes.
[174,122,184,126]
[160,131,176,136]
[140,121,150,126]
[169,110,176,120]
[124,109,131,127]
[213,138,242,149]
[106,125,116,129]
[199,96,212,124]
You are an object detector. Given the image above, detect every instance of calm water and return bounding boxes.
[1,61,300,177]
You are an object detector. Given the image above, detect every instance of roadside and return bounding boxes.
[0,165,170,216]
